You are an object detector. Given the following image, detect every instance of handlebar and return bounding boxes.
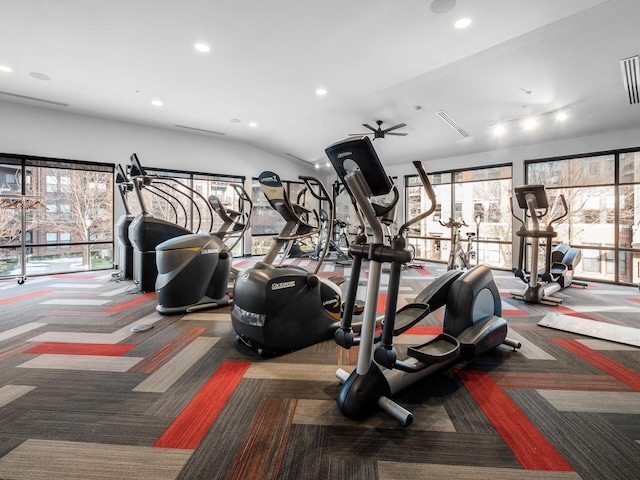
[398,161,436,236]
[439,218,468,229]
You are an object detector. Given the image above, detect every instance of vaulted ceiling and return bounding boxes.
[1,0,639,167]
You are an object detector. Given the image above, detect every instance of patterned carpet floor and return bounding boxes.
[0,257,638,480]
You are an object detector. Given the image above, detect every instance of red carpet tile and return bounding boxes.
[626,297,640,303]
[129,327,207,374]
[105,292,156,312]
[23,342,136,356]
[552,306,595,320]
[225,398,297,480]
[0,290,53,305]
[553,338,640,392]
[405,326,443,335]
[377,293,387,313]
[458,370,574,471]
[411,267,432,275]
[154,361,251,450]
[502,309,529,317]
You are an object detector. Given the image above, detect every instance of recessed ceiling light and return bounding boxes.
[248,122,258,128]
[29,72,50,81]
[493,124,506,136]
[315,164,320,169]
[315,88,327,96]
[194,43,211,53]
[151,99,163,107]
[454,17,472,29]
[0,65,12,73]
[522,117,537,130]
[555,109,571,122]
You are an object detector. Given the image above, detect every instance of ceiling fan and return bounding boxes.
[349,120,408,139]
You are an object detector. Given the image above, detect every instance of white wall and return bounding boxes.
[0,100,323,257]
[0,100,316,178]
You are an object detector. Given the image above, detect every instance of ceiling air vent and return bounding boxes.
[621,56,639,104]
[436,110,471,137]
[0,91,68,107]
[174,124,226,135]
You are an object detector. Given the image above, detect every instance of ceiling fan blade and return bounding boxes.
[362,124,378,132]
[381,123,407,133]
[348,133,374,136]
[386,132,408,136]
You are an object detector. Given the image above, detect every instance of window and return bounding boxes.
[405,163,512,269]
[526,148,640,284]
[1,155,114,277]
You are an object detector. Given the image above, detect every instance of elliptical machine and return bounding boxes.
[155,184,252,315]
[127,154,195,292]
[510,184,586,305]
[325,136,520,425]
[231,171,345,357]
[114,164,135,280]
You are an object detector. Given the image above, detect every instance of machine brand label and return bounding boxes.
[271,280,296,290]
[200,248,220,254]
[323,298,339,307]
[260,175,279,184]
[337,151,352,158]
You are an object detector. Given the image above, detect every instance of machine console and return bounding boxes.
[325,136,393,197]
[514,184,548,210]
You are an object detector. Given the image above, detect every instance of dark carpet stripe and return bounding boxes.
[175,378,270,480]
[458,370,573,471]
[510,389,640,480]
[105,292,156,312]
[225,397,296,480]
[0,290,52,305]
[553,339,640,391]
[0,341,30,361]
[129,327,207,373]
[154,361,250,450]
[23,342,137,356]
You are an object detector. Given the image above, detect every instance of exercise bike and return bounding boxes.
[312,210,352,265]
[510,184,586,305]
[440,218,475,270]
[325,136,520,425]
[231,171,347,357]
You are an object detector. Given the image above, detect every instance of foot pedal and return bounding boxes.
[407,333,460,364]
[328,275,346,286]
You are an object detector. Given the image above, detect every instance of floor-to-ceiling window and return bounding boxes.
[0,155,114,278]
[526,148,640,285]
[405,164,513,269]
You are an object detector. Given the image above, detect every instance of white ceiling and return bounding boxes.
[1,0,639,167]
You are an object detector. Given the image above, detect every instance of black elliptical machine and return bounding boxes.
[155,185,253,314]
[231,171,345,357]
[129,153,218,292]
[510,184,587,305]
[325,136,520,425]
[114,164,135,280]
